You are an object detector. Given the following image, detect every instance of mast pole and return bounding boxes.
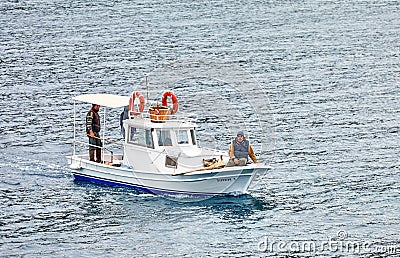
[145,73,149,102]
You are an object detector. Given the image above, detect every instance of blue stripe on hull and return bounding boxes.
[72,173,228,197]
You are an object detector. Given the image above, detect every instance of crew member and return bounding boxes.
[226,131,258,167]
[120,105,129,138]
[86,104,102,163]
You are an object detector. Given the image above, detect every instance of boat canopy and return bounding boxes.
[72,94,130,108]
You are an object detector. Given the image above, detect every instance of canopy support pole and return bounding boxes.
[73,100,76,156]
[102,107,107,162]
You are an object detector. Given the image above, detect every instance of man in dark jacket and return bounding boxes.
[226,131,258,167]
[120,105,129,138]
[86,104,102,162]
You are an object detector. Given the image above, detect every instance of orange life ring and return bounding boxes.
[129,91,145,116]
[161,91,178,114]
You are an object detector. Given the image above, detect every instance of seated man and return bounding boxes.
[226,131,258,167]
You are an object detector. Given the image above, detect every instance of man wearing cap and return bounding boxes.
[86,104,102,163]
[226,131,258,167]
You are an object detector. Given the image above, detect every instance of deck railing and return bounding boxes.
[73,139,123,163]
[129,109,198,123]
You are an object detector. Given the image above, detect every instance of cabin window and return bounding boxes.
[176,130,189,144]
[190,129,197,145]
[165,155,177,168]
[156,130,172,146]
[128,127,154,148]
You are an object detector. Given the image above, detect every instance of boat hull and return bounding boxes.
[67,156,270,196]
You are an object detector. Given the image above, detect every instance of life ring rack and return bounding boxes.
[161,91,178,114]
[129,91,145,116]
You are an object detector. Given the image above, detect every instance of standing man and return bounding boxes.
[86,104,102,163]
[226,131,258,167]
[119,105,129,138]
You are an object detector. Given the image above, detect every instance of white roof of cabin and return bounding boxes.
[125,117,196,130]
[72,94,129,108]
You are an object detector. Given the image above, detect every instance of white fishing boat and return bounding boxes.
[67,91,271,196]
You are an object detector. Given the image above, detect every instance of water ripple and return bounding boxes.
[1,0,399,257]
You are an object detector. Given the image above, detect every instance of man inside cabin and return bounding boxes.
[86,104,102,163]
[120,105,129,138]
[226,131,258,167]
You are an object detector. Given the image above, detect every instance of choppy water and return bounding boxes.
[1,0,399,257]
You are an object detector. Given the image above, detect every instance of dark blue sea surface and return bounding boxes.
[1,0,399,257]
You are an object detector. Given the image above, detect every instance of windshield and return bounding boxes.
[156,130,172,146]
[176,130,189,144]
[128,127,154,148]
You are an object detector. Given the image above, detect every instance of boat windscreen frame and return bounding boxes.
[127,126,154,149]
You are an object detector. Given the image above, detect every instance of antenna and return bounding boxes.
[145,73,149,102]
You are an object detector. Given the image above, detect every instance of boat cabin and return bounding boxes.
[121,117,218,173]
[123,117,198,149]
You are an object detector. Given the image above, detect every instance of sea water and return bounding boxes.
[0,0,399,257]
